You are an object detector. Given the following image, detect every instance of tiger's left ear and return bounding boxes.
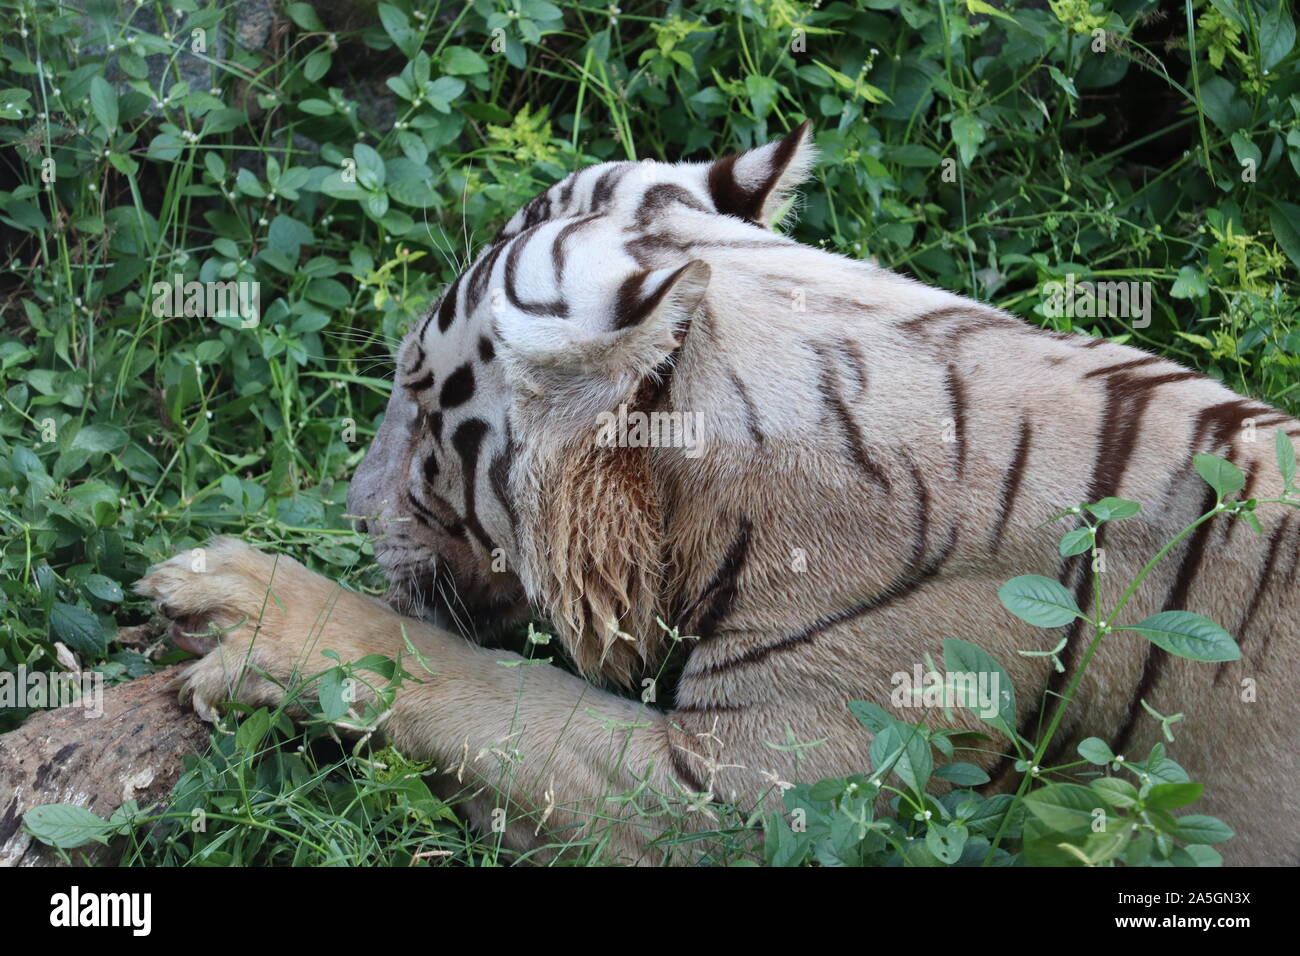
[497,260,711,423]
[705,120,816,228]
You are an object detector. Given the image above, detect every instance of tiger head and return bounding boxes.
[347,123,816,684]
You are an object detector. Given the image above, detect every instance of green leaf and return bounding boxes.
[84,574,124,603]
[267,215,313,262]
[24,804,113,849]
[925,821,968,863]
[0,88,32,120]
[848,699,895,734]
[377,3,419,58]
[1193,452,1244,500]
[884,144,941,167]
[1268,202,1300,273]
[1058,527,1093,557]
[1145,782,1203,810]
[943,638,1017,739]
[303,51,331,83]
[89,76,118,132]
[285,1,324,30]
[965,0,1018,23]
[997,575,1082,628]
[1259,2,1296,70]
[353,143,386,190]
[1170,266,1209,299]
[442,46,489,75]
[1077,737,1114,765]
[934,762,990,786]
[871,723,931,795]
[950,115,987,167]
[235,707,272,755]
[1046,65,1078,100]
[70,423,127,454]
[1182,844,1223,866]
[298,98,336,116]
[318,667,350,721]
[1171,814,1234,845]
[1277,429,1297,491]
[1023,783,1101,835]
[1127,611,1240,663]
[1084,497,1141,522]
[1090,777,1139,808]
[51,602,107,656]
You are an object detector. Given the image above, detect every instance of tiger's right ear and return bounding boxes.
[705,120,816,228]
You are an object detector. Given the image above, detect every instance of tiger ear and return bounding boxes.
[498,260,710,421]
[705,120,816,228]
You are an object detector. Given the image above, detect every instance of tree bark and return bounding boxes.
[0,666,208,867]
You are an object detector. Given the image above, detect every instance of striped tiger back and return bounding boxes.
[347,123,1300,864]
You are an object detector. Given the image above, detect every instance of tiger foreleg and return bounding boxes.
[136,536,703,862]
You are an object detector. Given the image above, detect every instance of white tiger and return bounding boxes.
[139,123,1300,865]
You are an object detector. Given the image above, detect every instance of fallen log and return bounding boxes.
[0,666,208,867]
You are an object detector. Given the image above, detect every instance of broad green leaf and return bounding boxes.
[1090,777,1139,808]
[70,423,127,454]
[965,0,1018,23]
[1127,611,1240,663]
[1046,65,1077,100]
[1171,266,1209,299]
[1183,844,1223,866]
[1259,2,1296,69]
[925,821,967,863]
[1058,527,1093,556]
[884,144,941,167]
[377,3,419,57]
[943,637,1017,739]
[89,76,118,132]
[997,575,1081,628]
[1269,202,1300,272]
[1076,737,1114,765]
[83,574,124,603]
[1193,452,1244,500]
[1145,782,1203,810]
[1023,783,1102,835]
[318,667,350,721]
[870,723,931,795]
[1277,429,1297,491]
[442,46,489,75]
[51,602,107,656]
[1171,814,1234,845]
[848,699,895,734]
[950,114,987,167]
[303,51,331,82]
[285,1,324,30]
[24,804,113,849]
[353,143,386,189]
[235,707,271,755]
[1084,497,1141,521]
[934,762,990,786]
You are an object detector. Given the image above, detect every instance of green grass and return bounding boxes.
[1,0,1298,864]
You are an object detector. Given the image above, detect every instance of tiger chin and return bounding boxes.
[138,122,1300,866]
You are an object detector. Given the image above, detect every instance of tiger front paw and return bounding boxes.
[135,536,339,721]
